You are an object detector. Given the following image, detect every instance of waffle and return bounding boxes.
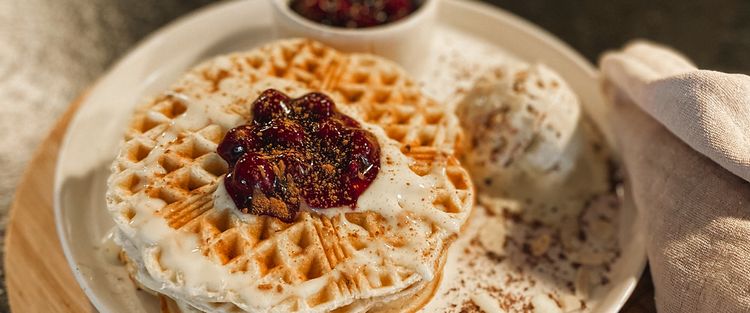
[120,244,445,313]
[106,39,473,313]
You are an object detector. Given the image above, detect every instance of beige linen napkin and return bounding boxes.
[599,42,750,313]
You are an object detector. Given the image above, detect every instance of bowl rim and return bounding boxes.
[270,0,437,36]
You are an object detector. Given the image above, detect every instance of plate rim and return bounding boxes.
[53,0,646,312]
[451,0,599,78]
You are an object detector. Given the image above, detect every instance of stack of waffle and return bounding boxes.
[106,39,474,313]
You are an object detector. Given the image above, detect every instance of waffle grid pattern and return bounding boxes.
[106,39,473,313]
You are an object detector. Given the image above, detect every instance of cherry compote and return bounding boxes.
[217,89,381,222]
[289,0,421,28]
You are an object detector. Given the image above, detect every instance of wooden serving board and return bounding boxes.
[4,95,94,313]
[2,95,656,312]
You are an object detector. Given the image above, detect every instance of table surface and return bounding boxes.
[1,0,748,311]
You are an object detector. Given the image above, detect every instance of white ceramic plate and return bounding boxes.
[54,0,646,312]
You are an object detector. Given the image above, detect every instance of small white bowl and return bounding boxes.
[270,0,438,74]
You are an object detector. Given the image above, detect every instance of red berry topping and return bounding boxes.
[218,89,381,222]
[289,0,421,28]
[261,119,307,148]
[217,125,258,164]
[251,89,293,124]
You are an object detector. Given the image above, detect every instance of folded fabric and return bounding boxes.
[600,42,750,313]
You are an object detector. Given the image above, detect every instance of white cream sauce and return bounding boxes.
[112,78,465,311]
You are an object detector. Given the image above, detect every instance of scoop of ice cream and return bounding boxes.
[457,63,583,197]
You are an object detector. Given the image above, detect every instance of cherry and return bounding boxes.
[293,92,334,119]
[350,130,379,161]
[383,0,414,19]
[231,153,276,194]
[218,89,381,222]
[217,125,258,164]
[346,130,380,199]
[289,0,421,28]
[315,118,345,142]
[252,89,292,124]
[261,119,306,148]
[223,172,250,207]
